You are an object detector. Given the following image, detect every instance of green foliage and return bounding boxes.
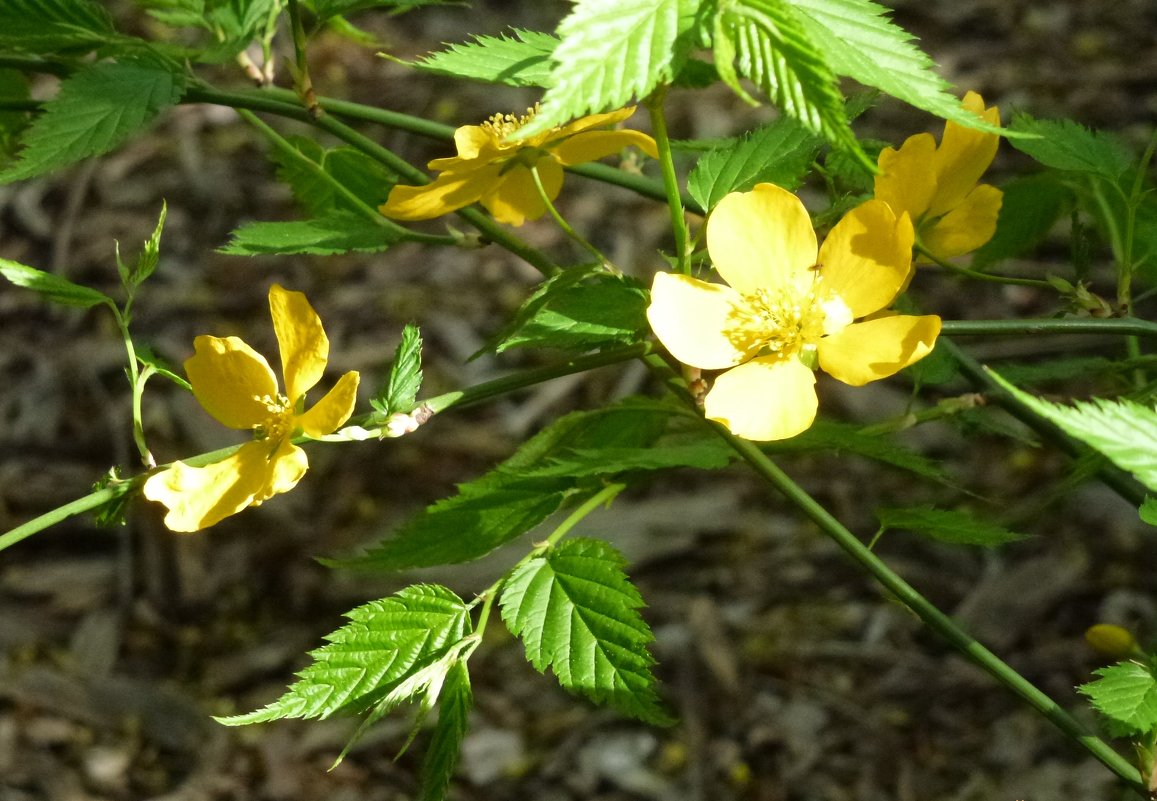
[972,173,1071,269]
[993,372,1157,493]
[0,59,185,184]
[272,137,397,217]
[1009,114,1132,180]
[0,259,114,309]
[1140,496,1157,527]
[220,214,400,255]
[875,506,1028,547]
[417,661,472,801]
[485,269,650,355]
[789,0,997,135]
[1080,661,1157,737]
[0,69,31,158]
[329,401,676,571]
[501,538,672,725]
[374,324,424,415]
[0,0,117,52]
[766,420,951,484]
[516,0,705,138]
[713,0,859,161]
[217,584,471,724]
[687,115,821,210]
[118,202,168,292]
[412,29,559,88]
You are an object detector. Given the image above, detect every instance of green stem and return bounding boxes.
[0,481,139,553]
[940,338,1145,507]
[941,317,1157,340]
[644,88,691,274]
[724,430,1143,793]
[236,107,451,244]
[285,0,319,116]
[915,244,1054,288]
[529,164,609,266]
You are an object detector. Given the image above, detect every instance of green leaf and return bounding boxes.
[272,137,396,218]
[501,538,672,725]
[220,213,400,255]
[991,371,1157,493]
[490,271,650,355]
[375,323,423,415]
[714,0,858,160]
[412,29,559,88]
[523,441,735,478]
[1140,496,1157,527]
[765,420,950,483]
[875,505,1029,547]
[1,59,185,184]
[329,400,674,571]
[121,201,168,289]
[0,0,117,52]
[136,0,209,30]
[1079,661,1157,737]
[417,661,472,801]
[516,0,705,138]
[0,259,113,308]
[688,115,821,210]
[788,0,998,136]
[1009,114,1132,179]
[972,173,1072,269]
[216,584,471,725]
[330,480,575,572]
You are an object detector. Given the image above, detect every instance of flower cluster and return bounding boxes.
[379,106,657,226]
[144,285,359,532]
[874,91,1002,260]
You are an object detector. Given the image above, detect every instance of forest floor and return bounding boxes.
[2,1,1157,800]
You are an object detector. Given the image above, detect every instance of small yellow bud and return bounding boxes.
[1085,624,1139,658]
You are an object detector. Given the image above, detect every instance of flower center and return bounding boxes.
[253,393,293,443]
[481,105,539,145]
[731,280,826,361]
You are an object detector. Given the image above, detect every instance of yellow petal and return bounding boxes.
[186,335,279,430]
[817,314,941,386]
[379,163,500,220]
[875,133,938,222]
[551,129,658,165]
[549,107,638,140]
[450,123,504,161]
[297,371,360,437]
[269,284,328,404]
[479,160,561,226]
[143,442,274,532]
[929,93,1000,218]
[921,184,1003,260]
[252,438,309,502]
[647,272,755,369]
[707,183,818,294]
[704,357,818,441]
[817,200,915,318]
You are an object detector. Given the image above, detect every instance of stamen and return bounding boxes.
[728,280,826,360]
[252,393,292,442]
[480,104,540,141]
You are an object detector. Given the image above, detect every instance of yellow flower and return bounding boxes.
[647,183,941,441]
[143,285,360,532]
[874,91,1003,260]
[379,106,657,226]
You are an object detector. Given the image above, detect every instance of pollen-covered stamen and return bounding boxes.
[481,104,540,143]
[252,393,293,442]
[729,281,826,360]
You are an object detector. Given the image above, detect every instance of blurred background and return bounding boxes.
[2,1,1157,799]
